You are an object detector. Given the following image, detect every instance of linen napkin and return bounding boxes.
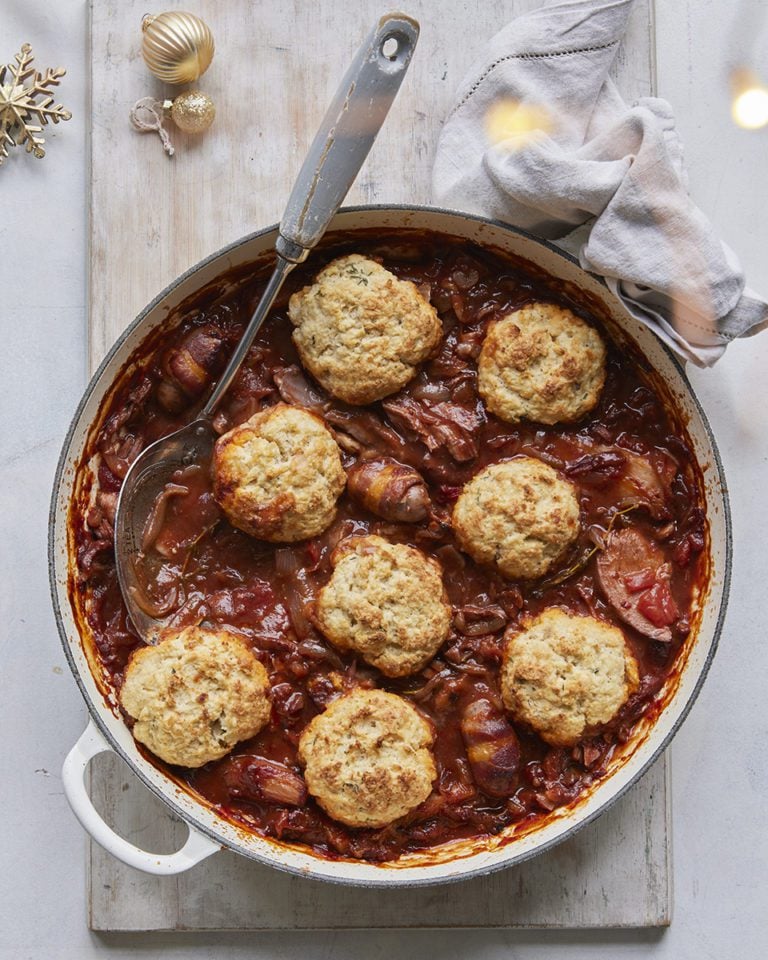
[432,0,768,365]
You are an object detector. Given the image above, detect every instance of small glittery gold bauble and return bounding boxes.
[141,11,214,84]
[168,90,216,134]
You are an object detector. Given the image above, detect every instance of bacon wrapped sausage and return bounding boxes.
[460,697,521,797]
[346,457,430,523]
[157,324,226,412]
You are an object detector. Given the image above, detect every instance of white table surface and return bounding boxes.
[1,0,766,957]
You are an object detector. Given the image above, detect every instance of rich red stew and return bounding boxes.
[73,234,707,863]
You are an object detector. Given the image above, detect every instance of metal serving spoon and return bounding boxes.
[114,13,419,642]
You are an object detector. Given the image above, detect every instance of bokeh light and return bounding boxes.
[485,99,553,148]
[730,68,768,129]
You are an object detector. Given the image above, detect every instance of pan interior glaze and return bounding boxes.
[50,206,730,886]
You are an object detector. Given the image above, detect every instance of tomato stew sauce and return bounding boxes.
[74,236,707,863]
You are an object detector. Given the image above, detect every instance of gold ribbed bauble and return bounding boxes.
[167,89,216,133]
[141,11,214,84]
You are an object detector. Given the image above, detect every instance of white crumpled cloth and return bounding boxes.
[432,0,768,365]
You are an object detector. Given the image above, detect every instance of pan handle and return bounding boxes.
[62,721,220,875]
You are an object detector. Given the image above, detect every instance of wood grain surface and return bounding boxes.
[88,0,667,931]
[88,751,671,931]
[89,0,655,365]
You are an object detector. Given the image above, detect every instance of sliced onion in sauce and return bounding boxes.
[128,582,180,619]
[141,483,190,552]
[275,548,316,640]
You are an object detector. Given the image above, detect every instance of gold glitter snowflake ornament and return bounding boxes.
[0,43,72,165]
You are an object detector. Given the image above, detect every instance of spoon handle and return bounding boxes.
[202,12,419,417]
[277,12,420,263]
[202,256,293,416]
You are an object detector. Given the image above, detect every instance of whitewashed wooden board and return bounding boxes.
[88,751,670,930]
[88,0,667,931]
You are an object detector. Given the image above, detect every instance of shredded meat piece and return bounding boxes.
[272,365,327,413]
[324,408,407,460]
[382,395,484,462]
